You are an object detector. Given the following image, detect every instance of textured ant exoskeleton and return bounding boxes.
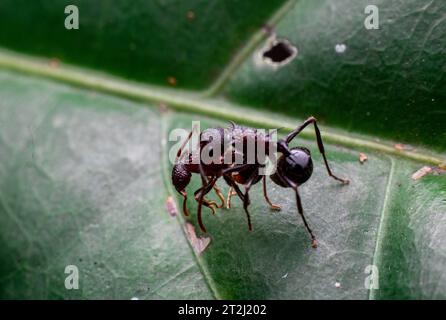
[172,117,349,248]
[172,124,276,233]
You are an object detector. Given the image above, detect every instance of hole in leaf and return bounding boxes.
[262,39,297,66]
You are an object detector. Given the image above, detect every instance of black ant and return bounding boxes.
[172,117,349,248]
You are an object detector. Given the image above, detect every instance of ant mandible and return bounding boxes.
[172,116,349,248]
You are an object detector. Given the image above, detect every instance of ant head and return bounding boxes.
[270,147,313,187]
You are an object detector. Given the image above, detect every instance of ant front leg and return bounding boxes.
[275,171,317,248]
[293,186,317,248]
[262,176,281,211]
[176,123,199,162]
[285,117,349,185]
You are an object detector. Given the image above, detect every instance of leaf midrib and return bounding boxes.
[0,49,444,166]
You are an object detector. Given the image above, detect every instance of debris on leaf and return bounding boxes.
[262,24,275,36]
[412,166,432,180]
[359,153,368,164]
[334,43,347,54]
[311,239,318,248]
[167,76,177,86]
[282,273,288,279]
[185,223,211,254]
[394,143,413,151]
[335,282,341,288]
[186,10,195,21]
[432,166,446,176]
[158,102,169,113]
[48,57,60,69]
[165,196,178,217]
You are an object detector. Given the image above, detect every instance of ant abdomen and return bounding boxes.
[271,147,313,187]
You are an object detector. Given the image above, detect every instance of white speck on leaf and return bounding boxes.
[335,282,341,288]
[335,43,347,54]
[282,273,288,279]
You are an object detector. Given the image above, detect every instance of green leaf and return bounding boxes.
[0,0,287,89]
[0,0,445,300]
[224,0,446,151]
[0,71,212,299]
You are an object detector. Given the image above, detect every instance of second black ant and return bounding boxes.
[172,117,349,248]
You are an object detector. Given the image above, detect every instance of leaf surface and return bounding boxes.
[0,0,445,300]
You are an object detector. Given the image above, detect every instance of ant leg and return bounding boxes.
[196,177,217,233]
[285,117,349,185]
[176,123,199,162]
[262,176,281,211]
[221,164,254,208]
[241,170,261,231]
[223,175,245,203]
[276,171,317,248]
[179,190,190,216]
[213,184,226,208]
[226,187,237,209]
[293,187,317,248]
[198,161,209,185]
[194,187,218,215]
